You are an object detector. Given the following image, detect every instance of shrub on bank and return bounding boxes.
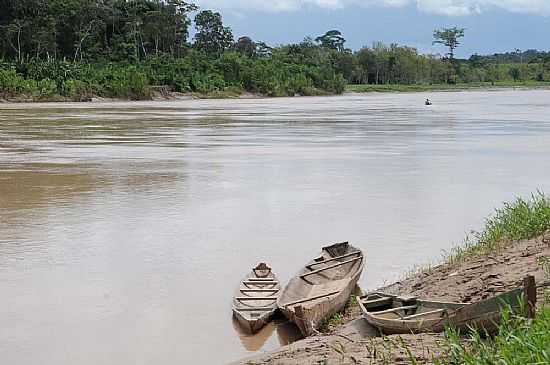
[0,68,58,99]
[62,80,94,101]
[0,55,349,100]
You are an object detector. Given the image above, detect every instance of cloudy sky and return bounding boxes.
[194,0,550,57]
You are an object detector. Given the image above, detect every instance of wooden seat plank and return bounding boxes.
[363,297,393,306]
[236,296,278,301]
[280,290,340,307]
[240,289,279,293]
[370,305,417,315]
[402,309,446,320]
[307,251,362,269]
[301,256,362,278]
[236,307,276,311]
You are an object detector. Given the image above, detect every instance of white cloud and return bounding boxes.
[194,0,550,16]
[417,0,550,16]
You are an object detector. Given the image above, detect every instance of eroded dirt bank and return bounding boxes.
[235,233,550,365]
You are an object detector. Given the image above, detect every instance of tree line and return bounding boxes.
[1,0,549,100]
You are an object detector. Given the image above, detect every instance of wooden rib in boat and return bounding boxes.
[357,287,525,335]
[277,242,365,337]
[232,263,281,334]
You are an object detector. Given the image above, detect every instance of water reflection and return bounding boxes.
[232,318,277,352]
[0,164,101,211]
[275,319,303,346]
[232,314,302,352]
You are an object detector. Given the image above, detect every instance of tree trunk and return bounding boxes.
[17,27,21,62]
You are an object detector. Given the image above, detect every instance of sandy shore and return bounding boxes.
[235,233,550,365]
[3,84,550,104]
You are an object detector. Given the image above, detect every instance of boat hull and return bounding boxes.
[233,308,276,334]
[280,276,359,336]
[360,288,524,335]
[232,263,281,334]
[278,242,365,337]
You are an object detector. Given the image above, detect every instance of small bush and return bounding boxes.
[62,80,93,101]
[34,78,57,99]
[104,67,151,100]
[0,68,28,96]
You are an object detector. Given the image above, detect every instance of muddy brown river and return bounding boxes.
[1,90,550,364]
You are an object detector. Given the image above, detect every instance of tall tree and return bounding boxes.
[433,27,465,60]
[234,36,256,57]
[194,10,233,56]
[315,30,346,52]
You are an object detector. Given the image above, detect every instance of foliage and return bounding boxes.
[509,67,521,81]
[1,3,550,100]
[234,36,256,58]
[0,0,198,61]
[433,27,466,60]
[447,191,550,263]
[194,10,234,56]
[318,294,359,333]
[538,256,550,303]
[62,79,93,101]
[316,30,346,52]
[436,308,550,365]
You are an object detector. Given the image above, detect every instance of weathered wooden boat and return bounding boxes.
[277,242,365,337]
[357,287,525,335]
[232,263,281,334]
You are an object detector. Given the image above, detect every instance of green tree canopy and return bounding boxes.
[315,30,346,52]
[194,10,234,56]
[234,36,256,58]
[433,27,465,60]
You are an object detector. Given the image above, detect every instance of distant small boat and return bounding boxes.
[357,287,524,335]
[425,99,433,105]
[232,263,281,334]
[278,242,365,337]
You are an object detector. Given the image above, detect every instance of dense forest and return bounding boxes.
[1,0,550,100]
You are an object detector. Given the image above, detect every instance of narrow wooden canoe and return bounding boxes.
[358,287,524,335]
[232,263,281,334]
[277,242,365,337]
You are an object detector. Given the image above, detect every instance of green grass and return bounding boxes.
[431,193,550,365]
[318,295,359,333]
[435,308,550,365]
[346,81,550,93]
[447,192,550,264]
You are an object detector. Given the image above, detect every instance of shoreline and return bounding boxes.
[234,232,550,365]
[2,83,550,104]
[346,81,550,94]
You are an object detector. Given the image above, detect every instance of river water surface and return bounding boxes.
[1,90,550,364]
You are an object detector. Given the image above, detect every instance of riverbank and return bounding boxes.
[236,194,550,364]
[3,81,550,103]
[237,235,549,365]
[346,81,550,93]
[0,88,264,103]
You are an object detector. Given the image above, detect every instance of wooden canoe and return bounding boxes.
[277,242,365,337]
[232,263,281,334]
[358,287,524,335]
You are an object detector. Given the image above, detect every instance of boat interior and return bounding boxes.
[359,293,464,320]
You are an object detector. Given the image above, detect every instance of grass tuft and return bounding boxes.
[318,294,359,333]
[435,308,550,365]
[447,191,550,264]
